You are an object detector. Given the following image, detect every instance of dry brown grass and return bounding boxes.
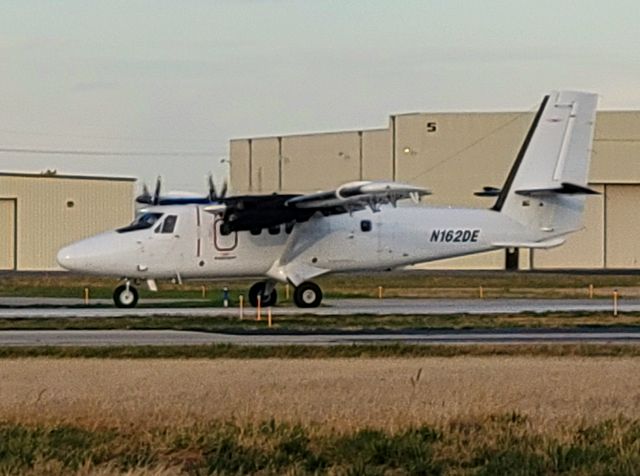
[2,357,640,433]
[14,462,182,476]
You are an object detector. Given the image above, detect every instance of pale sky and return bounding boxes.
[2,0,639,192]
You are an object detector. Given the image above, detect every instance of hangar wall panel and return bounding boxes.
[393,112,533,206]
[0,200,16,270]
[519,248,531,270]
[229,140,250,193]
[605,185,640,268]
[595,112,640,141]
[362,129,392,180]
[281,132,361,192]
[590,141,640,183]
[0,175,134,270]
[250,138,280,193]
[532,185,605,269]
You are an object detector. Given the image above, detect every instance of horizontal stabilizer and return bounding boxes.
[515,182,600,197]
[493,237,566,249]
[474,186,501,197]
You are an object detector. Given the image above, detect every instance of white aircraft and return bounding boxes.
[57,91,598,308]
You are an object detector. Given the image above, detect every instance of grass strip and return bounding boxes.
[1,271,639,300]
[1,416,640,475]
[2,343,640,359]
[3,312,640,332]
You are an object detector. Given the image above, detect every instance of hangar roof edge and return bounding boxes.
[229,110,640,143]
[230,127,387,142]
[0,171,136,182]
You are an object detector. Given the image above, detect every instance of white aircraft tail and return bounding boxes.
[493,91,598,236]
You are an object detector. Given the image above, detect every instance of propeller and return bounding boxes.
[136,183,151,204]
[151,176,162,205]
[207,173,228,201]
[135,174,228,206]
[208,174,217,201]
[135,176,162,205]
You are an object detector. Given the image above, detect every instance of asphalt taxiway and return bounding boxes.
[0,298,637,318]
[2,328,640,346]
[1,297,637,346]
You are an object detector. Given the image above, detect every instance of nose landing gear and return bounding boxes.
[113,281,139,308]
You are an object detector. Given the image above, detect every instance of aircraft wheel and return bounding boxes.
[293,282,323,308]
[248,281,277,307]
[113,284,139,308]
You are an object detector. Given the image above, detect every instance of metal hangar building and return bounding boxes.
[0,172,135,271]
[229,109,640,270]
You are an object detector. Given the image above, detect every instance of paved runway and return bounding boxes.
[0,298,636,318]
[1,327,640,346]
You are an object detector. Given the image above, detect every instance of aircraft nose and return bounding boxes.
[57,231,128,274]
[56,242,88,271]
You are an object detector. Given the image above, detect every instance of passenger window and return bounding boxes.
[268,225,280,235]
[250,227,262,236]
[360,220,372,232]
[161,215,177,233]
[285,222,295,234]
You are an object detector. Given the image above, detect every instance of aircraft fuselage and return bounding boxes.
[58,204,529,281]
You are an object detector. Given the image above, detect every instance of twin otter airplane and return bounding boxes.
[58,91,598,308]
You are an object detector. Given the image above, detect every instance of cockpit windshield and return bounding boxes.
[116,212,163,233]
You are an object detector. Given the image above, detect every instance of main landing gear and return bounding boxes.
[113,281,139,308]
[248,280,323,308]
[248,281,278,307]
[293,282,323,308]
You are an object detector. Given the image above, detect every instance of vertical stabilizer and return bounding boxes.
[494,91,598,236]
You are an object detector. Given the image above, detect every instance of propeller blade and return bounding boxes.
[208,174,217,201]
[219,180,228,199]
[135,183,152,204]
[152,176,162,205]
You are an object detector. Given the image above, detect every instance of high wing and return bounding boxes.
[205,181,430,232]
[285,181,429,211]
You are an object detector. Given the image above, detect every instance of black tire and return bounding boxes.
[248,281,277,307]
[113,284,139,308]
[293,282,323,308]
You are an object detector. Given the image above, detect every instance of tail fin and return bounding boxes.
[493,91,598,236]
